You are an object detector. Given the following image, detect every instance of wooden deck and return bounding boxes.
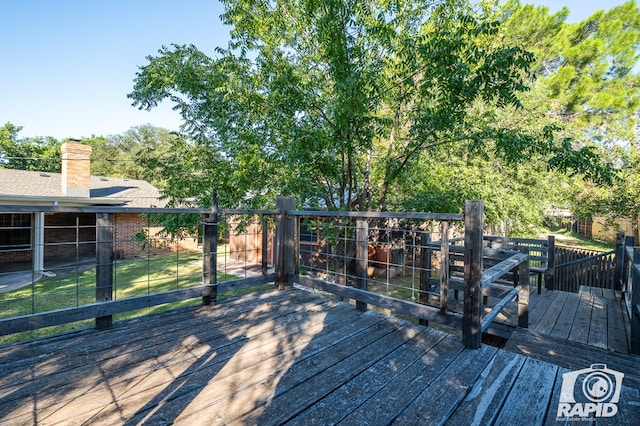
[480,285,631,353]
[1,288,639,425]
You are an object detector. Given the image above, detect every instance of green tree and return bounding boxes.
[129,0,545,210]
[0,123,61,172]
[84,125,185,188]
[578,136,640,242]
[404,0,637,234]
[497,0,640,145]
[494,1,640,233]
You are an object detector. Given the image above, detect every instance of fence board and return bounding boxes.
[554,250,616,293]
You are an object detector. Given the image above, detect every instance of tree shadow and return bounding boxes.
[0,288,379,425]
[0,291,287,424]
[240,294,401,425]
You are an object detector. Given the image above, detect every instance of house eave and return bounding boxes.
[0,195,126,206]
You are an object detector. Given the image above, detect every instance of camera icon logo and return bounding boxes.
[557,364,624,419]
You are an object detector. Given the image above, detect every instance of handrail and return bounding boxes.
[626,245,635,262]
[0,204,280,215]
[0,198,493,349]
[480,248,529,332]
[555,249,615,269]
[0,200,280,338]
[289,210,463,221]
[481,286,521,333]
[484,235,550,247]
[481,253,528,288]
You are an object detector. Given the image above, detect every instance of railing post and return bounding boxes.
[613,232,624,290]
[95,212,114,329]
[518,247,530,328]
[262,215,269,276]
[355,219,369,312]
[33,211,45,273]
[440,221,450,313]
[276,196,296,290]
[463,200,483,349]
[419,232,431,326]
[545,235,555,291]
[202,190,218,306]
[623,236,635,291]
[631,248,640,354]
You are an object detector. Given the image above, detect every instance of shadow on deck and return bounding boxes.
[0,287,639,425]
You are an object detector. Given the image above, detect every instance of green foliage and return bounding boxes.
[84,125,185,188]
[441,0,640,232]
[129,0,543,211]
[594,144,640,240]
[0,123,61,172]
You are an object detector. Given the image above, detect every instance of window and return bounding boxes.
[0,213,31,249]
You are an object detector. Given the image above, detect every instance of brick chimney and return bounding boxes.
[61,140,92,197]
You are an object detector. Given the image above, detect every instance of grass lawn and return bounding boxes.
[0,251,271,346]
[539,227,614,252]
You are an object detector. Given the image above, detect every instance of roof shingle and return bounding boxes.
[0,169,166,208]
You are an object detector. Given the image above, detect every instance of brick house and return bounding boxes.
[0,141,170,270]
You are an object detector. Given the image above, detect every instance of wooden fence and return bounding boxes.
[554,246,606,265]
[553,250,616,293]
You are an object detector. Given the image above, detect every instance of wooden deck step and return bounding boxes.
[504,328,640,389]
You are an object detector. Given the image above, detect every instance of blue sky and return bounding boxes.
[0,0,634,140]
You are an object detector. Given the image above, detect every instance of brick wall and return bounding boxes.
[0,213,32,264]
[114,213,201,258]
[0,248,32,264]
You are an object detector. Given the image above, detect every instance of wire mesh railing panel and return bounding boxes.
[0,208,279,324]
[219,214,274,281]
[296,214,452,311]
[0,214,99,319]
[112,213,203,300]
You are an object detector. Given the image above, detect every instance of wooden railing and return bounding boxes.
[290,200,528,349]
[480,250,529,333]
[0,199,279,337]
[554,250,616,293]
[484,236,552,293]
[1,197,529,350]
[289,201,466,334]
[621,239,640,354]
[448,235,552,294]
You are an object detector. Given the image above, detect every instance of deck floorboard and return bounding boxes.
[0,288,639,425]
